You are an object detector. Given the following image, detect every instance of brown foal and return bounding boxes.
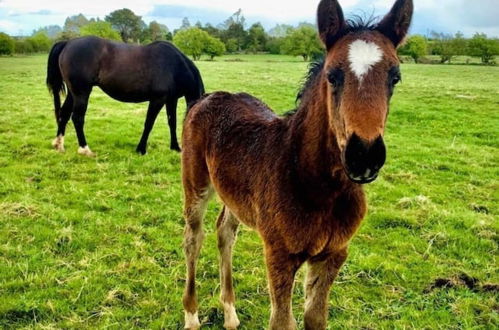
[181,0,413,328]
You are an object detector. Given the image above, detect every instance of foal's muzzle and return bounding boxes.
[343,134,386,184]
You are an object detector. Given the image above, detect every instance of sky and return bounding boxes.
[0,0,498,37]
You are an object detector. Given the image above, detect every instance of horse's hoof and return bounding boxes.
[136,147,147,155]
[78,146,95,157]
[171,145,181,152]
[52,136,65,152]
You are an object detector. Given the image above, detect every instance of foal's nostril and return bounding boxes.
[343,134,386,183]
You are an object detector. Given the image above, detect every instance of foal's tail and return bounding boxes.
[46,41,68,122]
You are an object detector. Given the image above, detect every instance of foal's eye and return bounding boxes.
[327,69,344,88]
[392,75,401,86]
[388,66,401,88]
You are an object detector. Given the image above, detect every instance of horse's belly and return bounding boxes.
[99,85,150,103]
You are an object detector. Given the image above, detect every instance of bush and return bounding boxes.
[26,32,52,53]
[0,32,15,55]
[14,40,34,54]
[80,21,121,41]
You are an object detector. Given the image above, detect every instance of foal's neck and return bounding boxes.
[288,78,343,182]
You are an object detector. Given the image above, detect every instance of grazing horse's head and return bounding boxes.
[317,0,413,184]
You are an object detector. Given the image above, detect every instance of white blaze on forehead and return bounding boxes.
[348,40,383,82]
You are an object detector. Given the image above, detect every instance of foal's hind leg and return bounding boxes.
[136,99,164,155]
[166,97,180,151]
[182,177,212,329]
[216,207,240,329]
[52,94,73,152]
[303,249,348,330]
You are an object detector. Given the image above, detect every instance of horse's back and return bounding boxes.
[59,36,108,85]
[58,37,203,102]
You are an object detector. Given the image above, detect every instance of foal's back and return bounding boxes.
[183,92,289,227]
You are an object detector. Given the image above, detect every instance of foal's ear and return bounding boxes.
[377,0,414,47]
[317,0,346,49]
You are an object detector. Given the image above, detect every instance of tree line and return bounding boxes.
[0,8,324,61]
[398,32,499,64]
[0,8,497,64]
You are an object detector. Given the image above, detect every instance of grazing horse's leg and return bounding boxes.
[303,249,348,330]
[265,249,301,330]
[166,97,180,151]
[182,178,212,329]
[216,207,240,329]
[136,99,165,155]
[70,91,94,157]
[52,93,73,152]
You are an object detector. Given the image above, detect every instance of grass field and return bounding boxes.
[0,54,498,329]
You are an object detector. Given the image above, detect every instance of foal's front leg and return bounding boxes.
[265,249,301,330]
[304,248,348,330]
[216,207,240,329]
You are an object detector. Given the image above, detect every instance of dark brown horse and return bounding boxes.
[46,36,204,156]
[181,0,413,328]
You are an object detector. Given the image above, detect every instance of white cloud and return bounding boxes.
[0,19,21,31]
[0,0,363,20]
[0,0,497,36]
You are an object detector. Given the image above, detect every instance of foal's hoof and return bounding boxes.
[171,145,181,152]
[52,136,65,152]
[78,146,95,157]
[184,311,201,329]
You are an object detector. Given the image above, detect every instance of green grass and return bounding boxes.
[0,54,498,329]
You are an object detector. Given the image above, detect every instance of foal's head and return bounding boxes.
[317,0,413,183]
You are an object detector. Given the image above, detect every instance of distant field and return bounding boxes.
[0,54,497,329]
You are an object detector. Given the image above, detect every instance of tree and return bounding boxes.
[219,9,248,52]
[80,21,121,41]
[247,23,267,53]
[34,25,62,39]
[0,32,15,55]
[399,35,427,63]
[202,23,221,39]
[173,27,225,60]
[105,8,144,43]
[222,22,247,52]
[268,24,293,38]
[221,9,245,29]
[173,27,205,60]
[56,30,80,41]
[468,33,499,64]
[63,14,89,33]
[142,21,170,42]
[266,37,284,54]
[430,31,456,64]
[281,25,323,61]
[205,36,226,60]
[180,17,191,30]
[452,32,467,56]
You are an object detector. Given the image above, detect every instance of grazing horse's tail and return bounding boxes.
[46,41,68,122]
[186,64,205,113]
